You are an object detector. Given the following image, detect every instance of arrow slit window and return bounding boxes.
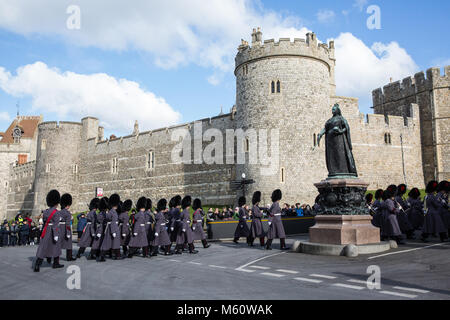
[280,167,285,183]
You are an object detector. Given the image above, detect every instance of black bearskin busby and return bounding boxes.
[192,198,202,210]
[374,189,383,200]
[46,189,61,207]
[157,199,167,212]
[397,184,407,196]
[136,197,147,210]
[382,190,390,201]
[365,193,373,204]
[122,199,133,213]
[238,196,246,207]
[387,185,397,197]
[145,198,152,211]
[437,180,449,193]
[408,188,420,200]
[426,180,438,194]
[60,193,72,208]
[89,197,100,211]
[252,191,261,205]
[99,197,109,211]
[109,193,121,208]
[181,196,192,209]
[169,197,175,209]
[174,195,182,207]
[271,189,282,202]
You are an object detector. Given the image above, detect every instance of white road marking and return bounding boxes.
[368,243,449,260]
[348,279,368,285]
[393,286,430,294]
[261,272,285,278]
[209,265,227,269]
[309,274,337,279]
[276,269,299,274]
[236,269,255,273]
[169,259,180,262]
[379,290,417,299]
[189,262,202,265]
[293,277,323,284]
[249,266,271,270]
[333,283,365,290]
[235,252,286,272]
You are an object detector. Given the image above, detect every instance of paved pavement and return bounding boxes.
[0,234,449,300]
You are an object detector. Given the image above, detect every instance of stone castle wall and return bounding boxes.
[6,161,36,219]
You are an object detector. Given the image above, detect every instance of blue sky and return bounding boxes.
[0,0,448,136]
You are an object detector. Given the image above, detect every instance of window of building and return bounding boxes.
[14,137,20,144]
[4,181,8,189]
[313,133,316,147]
[276,80,281,93]
[111,158,118,174]
[244,138,250,153]
[45,164,51,173]
[72,164,78,174]
[146,151,155,170]
[271,81,275,94]
[384,133,392,145]
[280,167,286,183]
[243,64,248,75]
[41,139,47,150]
[18,154,27,165]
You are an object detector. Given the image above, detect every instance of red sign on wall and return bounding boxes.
[96,187,103,197]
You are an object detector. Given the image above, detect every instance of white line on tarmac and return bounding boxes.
[276,269,299,274]
[379,290,417,299]
[333,283,365,290]
[294,277,323,283]
[209,265,227,269]
[189,262,202,265]
[236,269,255,273]
[169,259,180,262]
[249,266,271,270]
[309,274,337,279]
[235,252,286,272]
[393,286,430,294]
[367,243,448,260]
[261,272,285,278]
[348,279,368,285]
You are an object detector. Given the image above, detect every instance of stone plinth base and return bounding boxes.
[293,240,392,257]
[309,215,380,245]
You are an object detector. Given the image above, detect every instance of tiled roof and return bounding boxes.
[0,116,42,144]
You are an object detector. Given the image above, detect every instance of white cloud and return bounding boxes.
[0,111,10,122]
[316,10,335,23]
[0,62,181,133]
[331,32,419,108]
[353,0,368,12]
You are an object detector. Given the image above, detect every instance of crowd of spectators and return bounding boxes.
[0,213,43,247]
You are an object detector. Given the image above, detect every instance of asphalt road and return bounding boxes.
[0,234,449,300]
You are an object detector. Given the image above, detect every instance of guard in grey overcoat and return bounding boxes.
[266,189,289,250]
[248,191,265,247]
[406,188,424,231]
[93,197,108,262]
[421,181,448,242]
[169,195,182,253]
[119,199,132,257]
[33,190,64,272]
[128,197,150,258]
[436,181,450,236]
[381,187,404,244]
[370,189,384,231]
[59,193,76,261]
[233,196,251,244]
[191,198,210,248]
[151,198,172,256]
[395,184,415,239]
[77,198,99,259]
[144,198,155,254]
[100,194,122,260]
[175,196,198,254]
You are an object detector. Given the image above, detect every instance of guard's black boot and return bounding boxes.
[395,236,405,245]
[66,249,76,261]
[421,233,429,243]
[164,245,173,255]
[183,243,188,251]
[142,246,150,258]
[188,243,198,254]
[265,239,272,250]
[440,233,448,242]
[122,246,128,257]
[114,249,124,260]
[76,247,85,259]
[247,237,254,246]
[259,237,265,247]
[280,238,290,251]
[202,239,210,248]
[127,247,136,258]
[34,258,43,272]
[52,257,64,269]
[233,237,239,244]
[97,251,106,262]
[108,249,113,259]
[151,246,158,256]
[87,251,95,260]
[175,244,182,254]
[46,257,52,264]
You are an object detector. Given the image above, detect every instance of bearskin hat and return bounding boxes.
[252,191,261,205]
[60,193,73,208]
[382,190,390,201]
[157,199,167,212]
[168,197,175,209]
[408,188,420,200]
[109,194,121,208]
[145,198,152,211]
[122,199,133,212]
[181,196,192,209]
[375,189,384,200]
[238,196,246,207]
[99,197,109,211]
[136,197,147,210]
[46,190,61,207]
[387,185,397,197]
[271,189,282,202]
[174,195,182,207]
[365,193,373,203]
[437,180,449,193]
[89,197,100,211]
[426,180,438,194]
[117,201,123,213]
[397,184,407,196]
[192,198,202,210]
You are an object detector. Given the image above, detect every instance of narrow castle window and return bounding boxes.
[244,138,250,153]
[111,158,118,174]
[280,167,285,183]
[45,164,51,173]
[41,139,47,150]
[72,164,78,174]
[388,134,392,144]
[313,133,317,147]
[276,80,281,93]
[271,81,275,94]
[147,151,155,170]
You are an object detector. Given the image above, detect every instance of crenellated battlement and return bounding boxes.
[235,28,335,74]
[372,65,450,107]
[10,161,36,180]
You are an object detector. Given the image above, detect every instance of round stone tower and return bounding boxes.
[235,28,336,205]
[32,121,83,216]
